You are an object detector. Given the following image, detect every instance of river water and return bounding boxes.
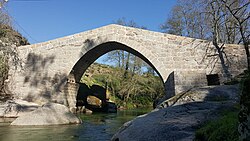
[0,108,151,141]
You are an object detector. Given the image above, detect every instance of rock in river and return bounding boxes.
[112,101,237,141]
[11,103,81,126]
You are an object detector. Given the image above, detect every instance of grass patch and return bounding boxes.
[195,111,239,141]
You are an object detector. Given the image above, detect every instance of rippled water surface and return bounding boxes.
[0,108,151,141]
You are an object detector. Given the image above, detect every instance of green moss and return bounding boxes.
[195,111,239,141]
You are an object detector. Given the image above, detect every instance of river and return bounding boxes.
[0,108,151,141]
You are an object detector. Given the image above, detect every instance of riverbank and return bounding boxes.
[0,84,240,140]
[0,108,151,141]
[112,84,239,141]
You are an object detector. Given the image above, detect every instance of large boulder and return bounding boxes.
[112,101,237,141]
[11,103,81,126]
[157,85,239,108]
[112,85,239,141]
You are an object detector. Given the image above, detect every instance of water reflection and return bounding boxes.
[0,108,151,141]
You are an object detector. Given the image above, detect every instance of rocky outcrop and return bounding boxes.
[11,103,81,126]
[157,85,239,109]
[112,101,236,141]
[112,85,239,141]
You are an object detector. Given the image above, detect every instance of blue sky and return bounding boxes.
[4,0,176,44]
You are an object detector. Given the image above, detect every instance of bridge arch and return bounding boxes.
[66,41,166,110]
[69,41,163,83]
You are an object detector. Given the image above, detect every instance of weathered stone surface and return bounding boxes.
[87,95,102,107]
[10,103,81,126]
[112,102,236,141]
[112,85,239,141]
[0,99,39,118]
[158,84,239,108]
[8,24,247,110]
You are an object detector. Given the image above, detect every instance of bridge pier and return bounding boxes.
[64,82,79,113]
[164,72,175,99]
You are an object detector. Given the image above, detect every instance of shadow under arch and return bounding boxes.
[70,41,164,83]
[65,41,166,111]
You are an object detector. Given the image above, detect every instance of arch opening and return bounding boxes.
[66,41,165,112]
[70,42,164,83]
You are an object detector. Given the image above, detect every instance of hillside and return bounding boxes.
[81,62,165,108]
[0,24,29,101]
[0,24,29,47]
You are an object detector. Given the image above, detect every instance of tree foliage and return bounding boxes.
[81,62,164,108]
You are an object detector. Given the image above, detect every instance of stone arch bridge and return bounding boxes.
[8,24,247,111]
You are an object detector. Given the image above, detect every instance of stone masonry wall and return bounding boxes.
[7,24,247,109]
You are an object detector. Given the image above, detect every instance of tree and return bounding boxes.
[205,0,232,78]
[115,17,147,29]
[106,18,148,78]
[221,0,250,70]
[160,5,184,36]
[161,0,240,41]
[220,1,250,140]
[162,0,249,77]
[161,0,210,39]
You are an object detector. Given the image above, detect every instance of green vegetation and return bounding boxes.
[195,71,250,141]
[0,9,29,101]
[195,110,239,141]
[238,71,250,140]
[81,63,164,109]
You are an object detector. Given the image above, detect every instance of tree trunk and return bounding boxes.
[117,51,121,68]
[123,52,130,78]
[239,26,250,71]
[121,51,125,69]
[244,42,250,71]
